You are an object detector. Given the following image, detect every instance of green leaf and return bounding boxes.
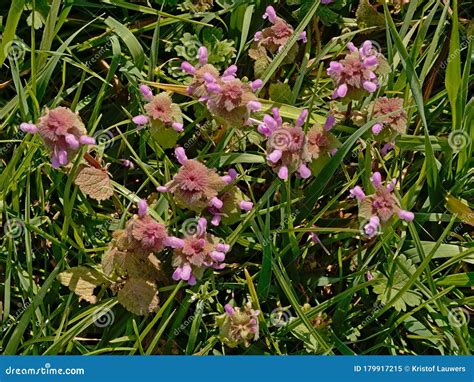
[383,2,442,207]
[445,0,462,131]
[436,273,474,287]
[269,82,294,105]
[0,0,24,66]
[372,255,422,312]
[105,16,145,70]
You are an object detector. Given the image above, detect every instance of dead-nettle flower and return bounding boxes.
[158,148,253,221]
[181,46,262,126]
[158,147,226,212]
[133,88,184,132]
[327,41,387,100]
[124,200,182,253]
[171,217,229,285]
[20,107,95,168]
[369,97,407,139]
[349,172,414,238]
[254,6,306,53]
[217,301,260,348]
[257,107,312,180]
[100,200,187,315]
[306,114,340,160]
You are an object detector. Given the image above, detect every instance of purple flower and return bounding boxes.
[137,199,148,217]
[363,216,380,238]
[370,97,407,139]
[239,201,253,211]
[352,172,415,237]
[171,218,229,285]
[139,84,153,101]
[217,301,260,348]
[20,123,38,134]
[327,41,385,100]
[132,115,149,126]
[181,48,261,127]
[140,92,184,132]
[258,108,313,180]
[23,107,95,168]
[164,149,226,212]
[263,6,278,23]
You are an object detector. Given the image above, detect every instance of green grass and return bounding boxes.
[0,0,472,355]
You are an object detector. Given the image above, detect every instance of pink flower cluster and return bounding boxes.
[370,96,407,138]
[257,107,312,180]
[181,47,262,126]
[327,41,383,100]
[349,172,414,238]
[254,6,307,52]
[127,199,184,252]
[132,86,184,132]
[171,217,228,285]
[20,107,95,168]
[123,201,230,286]
[158,147,253,224]
[217,301,260,348]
